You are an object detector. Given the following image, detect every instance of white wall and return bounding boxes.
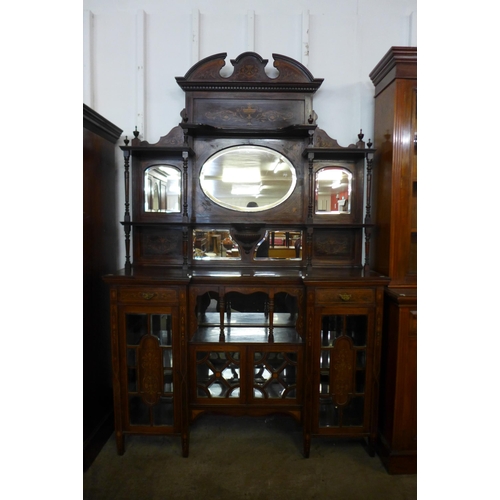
[83,0,416,147]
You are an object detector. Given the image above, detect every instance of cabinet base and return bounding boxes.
[376,437,416,474]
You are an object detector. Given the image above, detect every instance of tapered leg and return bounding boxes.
[115,430,124,455]
[182,432,189,457]
[303,432,311,458]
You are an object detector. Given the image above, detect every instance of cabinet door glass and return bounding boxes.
[319,314,367,428]
[125,313,174,426]
[195,351,241,399]
[252,351,298,399]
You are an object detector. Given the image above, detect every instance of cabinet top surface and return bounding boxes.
[103,266,389,286]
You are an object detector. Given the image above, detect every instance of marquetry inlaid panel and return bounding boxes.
[193,98,305,129]
[314,288,375,305]
[119,287,178,304]
[331,336,355,406]
[138,335,164,405]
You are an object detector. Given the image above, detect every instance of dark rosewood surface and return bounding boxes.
[104,52,389,462]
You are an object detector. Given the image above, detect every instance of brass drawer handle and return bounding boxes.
[338,293,352,301]
[141,292,156,300]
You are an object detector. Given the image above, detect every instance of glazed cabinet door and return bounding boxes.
[189,286,304,421]
[315,309,375,433]
[121,308,177,429]
[110,297,185,455]
[306,287,383,456]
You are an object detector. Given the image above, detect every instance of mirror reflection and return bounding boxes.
[254,231,302,260]
[144,165,181,213]
[193,229,241,260]
[200,145,297,212]
[192,229,302,261]
[315,167,352,214]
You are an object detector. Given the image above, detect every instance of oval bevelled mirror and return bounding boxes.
[199,145,297,212]
[144,165,181,213]
[315,167,352,214]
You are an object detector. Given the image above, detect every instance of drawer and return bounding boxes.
[314,288,375,305]
[118,287,178,304]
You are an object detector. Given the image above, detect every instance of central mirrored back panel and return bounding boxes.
[192,228,302,262]
[199,145,297,212]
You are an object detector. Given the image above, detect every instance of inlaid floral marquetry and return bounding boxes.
[143,232,182,255]
[118,288,177,303]
[203,103,295,126]
[314,231,351,256]
[138,335,163,406]
[331,336,355,406]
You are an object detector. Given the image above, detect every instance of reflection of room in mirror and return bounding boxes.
[315,167,352,214]
[144,165,181,213]
[254,231,302,260]
[200,145,297,212]
[193,229,241,260]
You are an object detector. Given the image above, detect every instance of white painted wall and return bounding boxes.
[83,0,416,147]
[83,0,416,267]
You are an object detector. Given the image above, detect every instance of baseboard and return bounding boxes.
[83,410,114,472]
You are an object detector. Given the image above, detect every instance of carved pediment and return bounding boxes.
[135,125,186,147]
[176,52,323,92]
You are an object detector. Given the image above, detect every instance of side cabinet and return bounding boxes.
[306,285,385,455]
[369,46,417,474]
[107,284,189,456]
[378,288,417,474]
[83,104,122,471]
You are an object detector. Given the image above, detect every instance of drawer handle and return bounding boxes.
[141,292,156,300]
[338,293,352,301]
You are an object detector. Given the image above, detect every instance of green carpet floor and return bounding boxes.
[83,414,417,499]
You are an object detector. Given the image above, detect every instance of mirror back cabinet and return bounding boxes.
[104,52,389,458]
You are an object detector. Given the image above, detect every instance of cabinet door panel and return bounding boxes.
[251,350,300,401]
[314,308,375,434]
[194,350,242,400]
[121,309,177,428]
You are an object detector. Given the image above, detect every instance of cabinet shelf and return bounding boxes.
[180,123,316,138]
[120,145,194,157]
[197,311,297,327]
[192,327,302,344]
[303,147,375,160]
